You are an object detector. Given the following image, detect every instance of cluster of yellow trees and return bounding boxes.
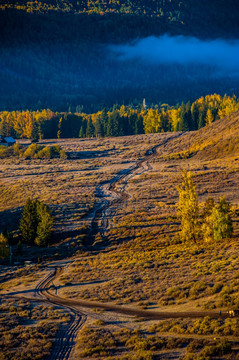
[143,94,239,133]
[0,94,238,139]
[0,109,54,139]
[177,171,233,243]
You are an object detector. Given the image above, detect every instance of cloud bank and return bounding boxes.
[110,35,239,74]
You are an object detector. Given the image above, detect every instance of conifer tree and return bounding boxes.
[35,202,54,246]
[19,198,54,246]
[86,117,95,138]
[100,108,108,135]
[31,121,39,142]
[79,125,85,138]
[191,102,199,130]
[95,117,104,137]
[19,198,38,244]
[177,171,200,243]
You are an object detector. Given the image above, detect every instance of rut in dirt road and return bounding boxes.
[86,133,185,249]
[35,268,86,360]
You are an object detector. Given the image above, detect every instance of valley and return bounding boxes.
[0,112,239,359]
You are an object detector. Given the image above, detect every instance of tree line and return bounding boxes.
[0,94,238,140]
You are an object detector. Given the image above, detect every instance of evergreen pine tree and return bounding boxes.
[19,198,37,244]
[198,107,207,129]
[107,110,122,137]
[100,108,108,136]
[135,115,144,134]
[95,117,103,137]
[35,202,54,246]
[19,199,54,246]
[31,121,39,142]
[191,102,199,130]
[177,102,189,131]
[86,117,95,138]
[79,125,85,138]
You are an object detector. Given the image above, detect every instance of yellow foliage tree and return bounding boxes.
[177,171,200,243]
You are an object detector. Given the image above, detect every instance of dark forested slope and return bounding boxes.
[1,0,239,39]
[0,1,239,111]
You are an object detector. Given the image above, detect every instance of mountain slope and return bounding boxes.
[1,0,239,38]
[0,1,239,111]
[165,111,239,160]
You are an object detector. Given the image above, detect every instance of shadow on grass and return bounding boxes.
[0,206,23,233]
[68,149,114,160]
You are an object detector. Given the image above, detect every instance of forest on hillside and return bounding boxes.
[1,0,239,28]
[1,0,239,112]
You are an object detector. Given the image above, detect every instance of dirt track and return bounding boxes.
[86,133,184,249]
[35,267,87,360]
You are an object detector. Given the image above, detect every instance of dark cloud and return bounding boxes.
[110,35,239,75]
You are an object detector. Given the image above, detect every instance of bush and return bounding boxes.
[13,143,24,156]
[37,146,52,159]
[59,149,67,159]
[0,145,11,158]
[23,143,41,158]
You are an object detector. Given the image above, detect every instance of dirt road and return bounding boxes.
[35,267,87,360]
[87,133,184,249]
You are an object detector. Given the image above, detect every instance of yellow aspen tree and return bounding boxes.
[24,111,33,138]
[177,170,200,243]
[205,109,214,125]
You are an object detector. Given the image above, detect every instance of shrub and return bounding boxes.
[13,143,24,156]
[37,146,52,159]
[0,145,11,158]
[23,143,41,158]
[59,149,67,159]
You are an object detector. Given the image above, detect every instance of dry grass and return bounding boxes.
[73,322,236,360]
[0,298,70,360]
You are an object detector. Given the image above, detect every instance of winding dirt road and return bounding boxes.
[87,135,181,249]
[35,267,231,322]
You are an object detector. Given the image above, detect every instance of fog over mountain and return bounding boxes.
[111,35,239,77]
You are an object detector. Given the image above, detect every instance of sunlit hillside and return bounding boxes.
[164,110,239,160]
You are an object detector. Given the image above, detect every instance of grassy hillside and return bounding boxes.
[164,110,239,160]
